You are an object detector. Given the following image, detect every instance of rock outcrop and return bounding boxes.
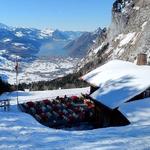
[76,0,150,75]
[65,27,106,58]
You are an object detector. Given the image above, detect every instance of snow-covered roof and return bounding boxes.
[82,60,150,109]
[119,98,150,125]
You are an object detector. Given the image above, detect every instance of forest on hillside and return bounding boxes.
[18,72,88,91]
[0,78,12,94]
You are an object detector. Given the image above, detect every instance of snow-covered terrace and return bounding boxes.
[0,89,150,149]
[0,87,90,105]
[0,60,150,149]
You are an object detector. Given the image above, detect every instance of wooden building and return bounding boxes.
[20,59,150,130]
[81,59,150,128]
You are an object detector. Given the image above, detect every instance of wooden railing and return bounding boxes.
[0,99,10,111]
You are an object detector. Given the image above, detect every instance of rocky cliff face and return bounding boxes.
[76,0,150,75]
[65,27,106,58]
[110,0,150,61]
[0,24,83,60]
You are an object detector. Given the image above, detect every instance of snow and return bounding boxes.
[0,88,150,150]
[119,98,150,125]
[82,60,150,109]
[0,87,90,105]
[119,32,136,47]
[39,28,54,38]
[10,54,21,59]
[113,32,136,57]
[114,47,125,56]
[0,74,8,82]
[114,34,124,42]
[93,43,105,54]
[15,31,24,37]
[131,32,140,45]
[0,50,7,55]
[92,40,96,43]
[0,57,79,84]
[21,46,28,50]
[13,43,24,46]
[133,6,140,10]
[3,38,11,43]
[141,21,147,31]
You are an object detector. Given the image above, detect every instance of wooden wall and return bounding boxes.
[92,100,130,128]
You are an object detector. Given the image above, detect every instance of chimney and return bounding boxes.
[136,53,147,65]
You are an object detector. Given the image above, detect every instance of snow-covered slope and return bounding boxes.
[0,88,150,150]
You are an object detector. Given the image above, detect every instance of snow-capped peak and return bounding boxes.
[0,23,10,30]
[92,27,102,35]
[40,28,54,37]
[15,31,24,37]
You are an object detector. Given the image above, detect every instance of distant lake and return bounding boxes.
[37,40,69,57]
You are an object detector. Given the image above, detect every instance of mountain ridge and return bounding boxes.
[0,23,84,60]
[64,27,106,58]
[75,0,150,75]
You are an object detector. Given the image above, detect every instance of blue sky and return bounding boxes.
[0,0,114,31]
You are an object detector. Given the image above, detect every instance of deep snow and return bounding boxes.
[0,88,150,150]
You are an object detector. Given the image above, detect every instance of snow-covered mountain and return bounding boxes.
[0,23,106,84]
[0,23,83,59]
[0,23,85,84]
[76,0,150,74]
[0,23,10,30]
[65,27,106,58]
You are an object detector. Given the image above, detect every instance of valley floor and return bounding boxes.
[0,56,79,84]
[0,88,150,150]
